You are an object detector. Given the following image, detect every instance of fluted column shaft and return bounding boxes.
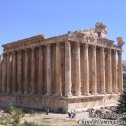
[107,49,112,93]
[91,46,97,95]
[17,50,23,94]
[7,53,11,93]
[65,41,72,97]
[46,44,51,95]
[24,49,29,94]
[2,54,7,93]
[118,50,123,93]
[82,44,89,95]
[74,42,81,96]
[38,46,44,94]
[55,43,62,96]
[31,47,36,94]
[100,47,105,94]
[12,52,17,93]
[112,50,117,93]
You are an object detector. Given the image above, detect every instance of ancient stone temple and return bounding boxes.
[0,22,125,112]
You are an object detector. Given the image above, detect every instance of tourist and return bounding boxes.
[68,111,71,117]
[71,110,76,118]
[46,107,49,115]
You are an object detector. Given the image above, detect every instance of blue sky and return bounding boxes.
[0,0,126,60]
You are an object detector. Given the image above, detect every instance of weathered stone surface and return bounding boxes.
[0,23,124,112]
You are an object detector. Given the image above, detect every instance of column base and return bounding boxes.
[106,91,112,94]
[91,92,98,95]
[30,91,35,95]
[65,92,72,97]
[45,93,51,96]
[74,92,82,96]
[18,91,22,94]
[24,91,28,95]
[53,93,62,96]
[36,92,43,95]
[83,92,91,96]
[100,91,106,94]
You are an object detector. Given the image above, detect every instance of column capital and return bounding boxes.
[6,52,10,56]
[18,49,23,54]
[101,47,105,51]
[3,53,7,57]
[65,41,71,47]
[117,50,122,55]
[31,46,35,50]
[24,48,29,51]
[91,45,96,49]
[113,49,117,55]
[12,51,17,55]
[46,43,51,47]
[108,49,111,54]
[56,42,60,46]
[84,44,88,48]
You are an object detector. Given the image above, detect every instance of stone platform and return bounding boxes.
[0,94,119,113]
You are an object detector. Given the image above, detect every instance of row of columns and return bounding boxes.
[64,41,123,96]
[0,41,123,97]
[0,44,64,96]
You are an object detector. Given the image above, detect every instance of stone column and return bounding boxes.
[17,50,23,94]
[38,46,44,95]
[7,52,11,93]
[107,49,112,93]
[24,49,29,94]
[74,42,81,96]
[45,44,52,95]
[31,47,36,94]
[55,43,62,96]
[118,50,123,93]
[12,51,17,93]
[82,44,90,95]
[91,46,97,95]
[0,55,2,92]
[100,47,105,94]
[65,41,72,97]
[112,50,117,93]
[2,53,7,93]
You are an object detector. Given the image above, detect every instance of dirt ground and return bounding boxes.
[20,112,90,126]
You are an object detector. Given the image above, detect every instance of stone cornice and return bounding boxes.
[2,29,122,53]
[2,34,68,53]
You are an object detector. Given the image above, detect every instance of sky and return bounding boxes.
[0,0,126,60]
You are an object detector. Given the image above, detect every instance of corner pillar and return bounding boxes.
[112,50,117,93]
[118,50,123,93]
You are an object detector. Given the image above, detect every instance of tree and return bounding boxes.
[116,90,126,113]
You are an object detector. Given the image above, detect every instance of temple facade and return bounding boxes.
[0,22,125,112]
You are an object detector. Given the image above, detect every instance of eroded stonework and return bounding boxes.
[0,22,125,112]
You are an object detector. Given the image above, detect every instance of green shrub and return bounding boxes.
[6,102,15,114]
[24,121,39,126]
[116,90,126,113]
